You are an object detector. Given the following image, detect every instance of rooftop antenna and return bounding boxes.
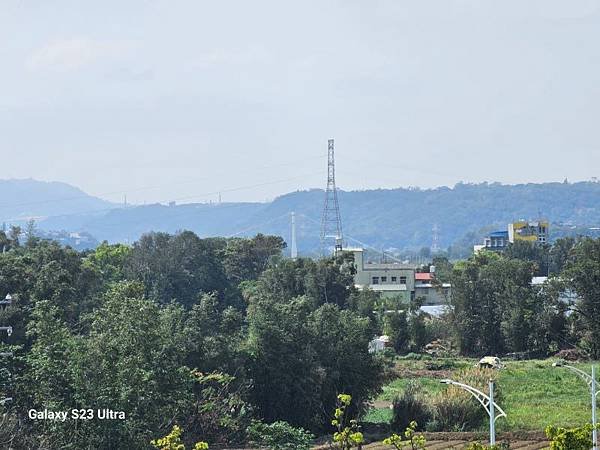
[320,139,343,255]
[291,212,298,259]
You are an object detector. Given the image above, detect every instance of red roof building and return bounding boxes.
[415,272,433,282]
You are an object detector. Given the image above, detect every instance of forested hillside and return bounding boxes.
[32,181,600,254]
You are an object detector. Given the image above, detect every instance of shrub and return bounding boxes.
[384,421,426,449]
[150,425,208,450]
[331,394,364,449]
[545,424,594,450]
[464,443,509,450]
[430,389,484,431]
[391,381,432,432]
[430,367,499,432]
[246,420,314,450]
[424,358,458,371]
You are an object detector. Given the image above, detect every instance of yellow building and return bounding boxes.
[508,220,549,244]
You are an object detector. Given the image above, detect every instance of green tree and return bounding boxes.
[247,296,382,431]
[384,311,409,354]
[71,282,194,448]
[83,241,131,284]
[255,255,355,309]
[505,240,549,276]
[549,237,576,275]
[183,293,246,374]
[309,304,383,422]
[124,231,232,308]
[247,296,321,429]
[219,234,286,283]
[184,371,252,445]
[451,251,549,356]
[564,238,600,358]
[21,300,79,443]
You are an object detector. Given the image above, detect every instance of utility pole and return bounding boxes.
[291,211,298,259]
[320,139,343,255]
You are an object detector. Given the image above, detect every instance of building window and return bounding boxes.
[400,276,407,284]
[372,277,379,285]
[381,276,387,283]
[391,276,397,282]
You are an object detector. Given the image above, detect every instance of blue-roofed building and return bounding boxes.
[474,220,550,253]
[474,230,509,252]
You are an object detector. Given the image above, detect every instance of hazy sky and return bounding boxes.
[1,1,600,203]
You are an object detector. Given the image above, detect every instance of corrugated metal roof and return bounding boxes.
[415,272,433,281]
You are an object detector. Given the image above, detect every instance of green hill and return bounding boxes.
[34,181,600,255]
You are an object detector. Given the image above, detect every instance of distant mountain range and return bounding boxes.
[2,179,600,255]
[0,179,115,222]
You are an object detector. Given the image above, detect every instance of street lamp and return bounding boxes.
[553,360,598,450]
[440,378,507,446]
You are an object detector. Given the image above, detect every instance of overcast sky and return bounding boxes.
[1,1,599,204]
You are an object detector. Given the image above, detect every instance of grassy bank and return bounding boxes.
[364,357,596,432]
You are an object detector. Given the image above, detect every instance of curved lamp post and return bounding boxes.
[553,361,598,450]
[0,293,11,306]
[440,378,507,446]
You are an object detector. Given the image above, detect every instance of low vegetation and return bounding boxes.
[365,357,593,433]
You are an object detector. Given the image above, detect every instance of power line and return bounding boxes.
[300,213,406,263]
[0,154,326,211]
[1,170,326,228]
[226,212,291,238]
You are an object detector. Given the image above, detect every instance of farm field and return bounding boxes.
[363,356,595,433]
[357,438,548,450]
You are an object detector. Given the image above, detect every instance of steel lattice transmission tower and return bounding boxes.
[320,139,343,253]
[431,223,440,254]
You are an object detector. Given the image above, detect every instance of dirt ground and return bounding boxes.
[312,431,549,450]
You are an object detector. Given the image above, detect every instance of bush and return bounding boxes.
[391,381,432,432]
[331,394,364,450]
[429,367,499,432]
[464,443,509,450]
[545,424,594,450]
[424,358,458,371]
[150,425,209,450]
[429,389,484,431]
[246,420,314,450]
[384,421,426,449]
